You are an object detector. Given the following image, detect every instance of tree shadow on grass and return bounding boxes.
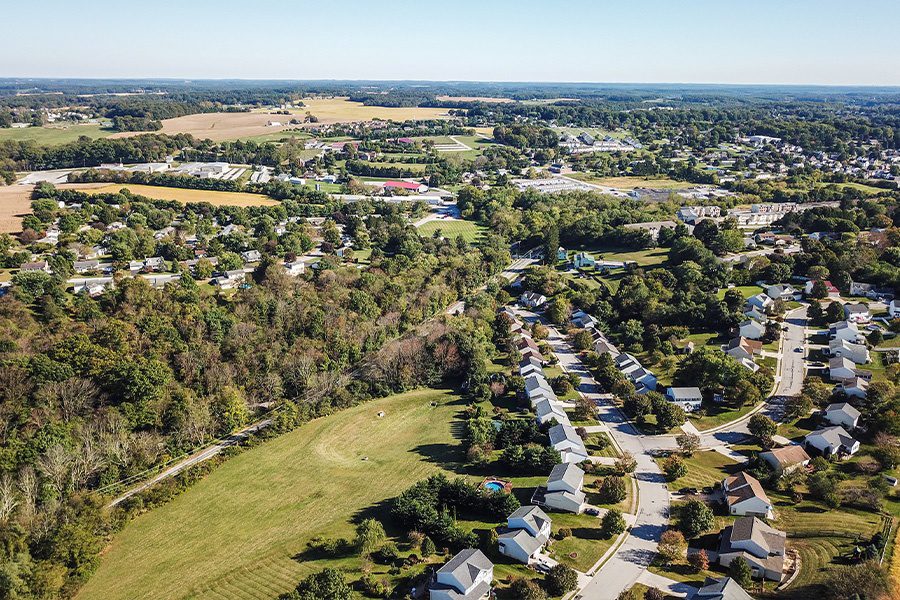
[411,443,467,474]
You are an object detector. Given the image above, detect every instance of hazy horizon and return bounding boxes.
[3,0,900,86]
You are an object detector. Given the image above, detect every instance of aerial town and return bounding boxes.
[1,4,900,600]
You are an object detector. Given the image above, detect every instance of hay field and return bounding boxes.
[110,98,450,142]
[83,184,279,206]
[0,183,107,233]
[435,95,515,103]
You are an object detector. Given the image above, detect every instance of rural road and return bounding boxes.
[107,418,273,507]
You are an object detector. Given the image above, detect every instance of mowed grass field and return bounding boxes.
[416,218,485,243]
[83,184,279,206]
[0,122,112,145]
[569,174,694,190]
[77,389,467,600]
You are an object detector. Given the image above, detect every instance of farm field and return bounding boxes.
[0,183,107,233]
[77,388,468,600]
[82,184,279,207]
[435,95,515,103]
[111,98,450,142]
[416,218,485,243]
[0,122,113,145]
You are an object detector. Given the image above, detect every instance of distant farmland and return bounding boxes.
[111,98,451,142]
[0,122,112,145]
[83,184,279,207]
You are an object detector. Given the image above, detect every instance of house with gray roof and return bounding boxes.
[804,425,860,457]
[498,506,552,564]
[543,462,585,513]
[429,549,493,600]
[694,577,754,600]
[534,399,569,427]
[548,424,588,464]
[666,387,703,412]
[717,516,786,581]
[823,403,861,430]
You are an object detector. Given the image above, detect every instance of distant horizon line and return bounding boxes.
[3,77,900,90]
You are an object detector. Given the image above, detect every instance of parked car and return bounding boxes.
[585,508,600,516]
[680,487,699,495]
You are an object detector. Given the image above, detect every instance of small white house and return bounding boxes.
[498,506,552,564]
[828,356,857,381]
[666,387,703,412]
[543,462,585,513]
[429,549,493,600]
[844,302,870,323]
[723,472,774,518]
[838,376,869,399]
[573,252,596,269]
[241,250,262,263]
[548,424,589,464]
[824,402,861,429]
[805,426,860,457]
[889,299,900,318]
[829,321,864,344]
[746,293,773,314]
[534,399,570,427]
[520,291,547,308]
[739,319,766,340]
[828,339,870,364]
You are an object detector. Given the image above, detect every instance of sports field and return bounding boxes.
[83,184,279,206]
[416,218,485,243]
[111,98,451,142]
[76,389,467,600]
[0,122,112,145]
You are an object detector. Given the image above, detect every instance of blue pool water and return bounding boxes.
[484,482,504,492]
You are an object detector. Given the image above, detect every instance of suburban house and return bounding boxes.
[804,279,840,297]
[283,261,306,276]
[615,353,657,393]
[760,445,811,476]
[828,356,859,381]
[828,339,870,364]
[844,302,871,323]
[722,472,774,518]
[665,387,704,412]
[824,402,861,429]
[837,376,869,399]
[743,304,767,322]
[694,577,755,600]
[497,506,552,564]
[765,284,797,301]
[524,374,553,397]
[746,293,773,314]
[21,260,51,273]
[534,399,569,427]
[429,549,493,600]
[516,336,542,357]
[542,462,585,513]
[571,310,598,329]
[211,270,246,290]
[805,426,860,457]
[548,424,589,464]
[890,299,900,318]
[593,334,620,357]
[573,252,596,269]
[738,319,766,340]
[717,517,786,581]
[520,291,548,308]
[726,337,763,362]
[519,356,544,377]
[829,321,865,344]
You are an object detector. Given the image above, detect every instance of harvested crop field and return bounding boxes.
[111,98,451,142]
[0,183,106,233]
[83,184,279,207]
[435,95,515,103]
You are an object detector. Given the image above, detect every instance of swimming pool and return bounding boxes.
[484,481,505,492]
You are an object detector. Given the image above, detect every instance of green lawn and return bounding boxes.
[688,402,760,432]
[416,219,486,243]
[547,512,617,572]
[78,389,473,600]
[661,450,740,491]
[567,247,670,267]
[715,284,763,300]
[0,122,113,145]
[584,433,619,458]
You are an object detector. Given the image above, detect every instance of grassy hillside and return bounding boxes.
[77,388,467,600]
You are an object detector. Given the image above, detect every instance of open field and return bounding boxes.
[0,122,112,145]
[570,247,670,267]
[662,450,740,491]
[416,218,485,243]
[77,389,468,600]
[0,183,108,233]
[111,99,451,142]
[435,95,515,103]
[83,184,279,207]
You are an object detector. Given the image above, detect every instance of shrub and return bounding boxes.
[688,549,709,572]
[556,526,572,540]
[374,542,400,564]
[601,508,626,537]
[679,499,713,538]
[508,577,547,600]
[545,564,578,596]
[599,476,627,503]
[662,456,687,481]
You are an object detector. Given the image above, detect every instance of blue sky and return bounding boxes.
[3,0,899,85]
